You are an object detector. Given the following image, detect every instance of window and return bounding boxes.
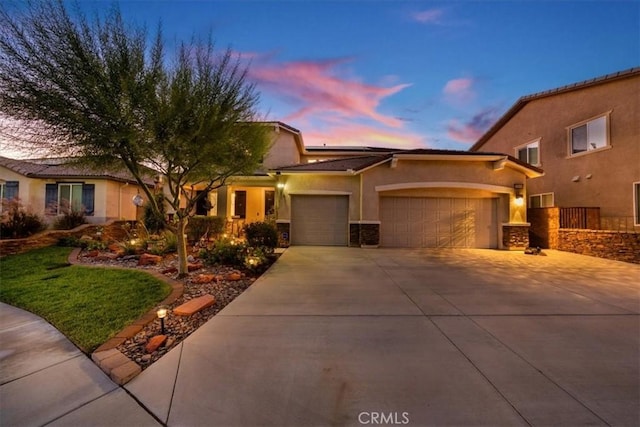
[45,183,94,215]
[634,182,640,226]
[529,193,554,208]
[569,114,609,156]
[516,140,540,166]
[0,181,19,212]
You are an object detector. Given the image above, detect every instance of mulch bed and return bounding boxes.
[76,250,271,370]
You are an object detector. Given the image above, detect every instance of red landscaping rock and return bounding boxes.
[187,262,204,271]
[145,335,167,353]
[174,294,216,316]
[138,253,162,266]
[161,266,178,274]
[226,271,242,281]
[192,274,215,284]
[108,243,121,252]
[85,250,99,258]
[96,252,119,261]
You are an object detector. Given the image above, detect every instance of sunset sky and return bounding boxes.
[3,1,639,154]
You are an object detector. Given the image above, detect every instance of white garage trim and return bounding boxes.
[375,182,514,195]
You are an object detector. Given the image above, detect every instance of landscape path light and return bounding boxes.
[156,307,168,335]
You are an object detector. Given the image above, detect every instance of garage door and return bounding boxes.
[291,195,349,246]
[380,197,497,248]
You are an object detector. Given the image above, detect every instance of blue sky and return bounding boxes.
[14,1,640,151]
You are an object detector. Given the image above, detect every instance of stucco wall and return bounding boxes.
[276,174,360,221]
[360,159,526,224]
[474,75,640,228]
[262,129,301,169]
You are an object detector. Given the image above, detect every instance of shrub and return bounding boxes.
[0,199,46,239]
[244,221,278,253]
[52,200,87,230]
[143,194,166,234]
[200,237,247,267]
[186,216,225,242]
[57,235,84,247]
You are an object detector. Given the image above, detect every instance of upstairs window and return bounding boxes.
[569,114,609,156]
[516,140,540,166]
[529,193,554,208]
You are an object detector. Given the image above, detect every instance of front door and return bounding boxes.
[234,190,247,219]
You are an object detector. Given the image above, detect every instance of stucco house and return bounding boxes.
[469,67,640,231]
[204,122,542,249]
[0,156,153,223]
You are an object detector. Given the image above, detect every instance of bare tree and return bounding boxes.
[0,0,270,275]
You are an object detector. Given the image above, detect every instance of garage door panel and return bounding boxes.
[291,195,348,246]
[381,197,497,248]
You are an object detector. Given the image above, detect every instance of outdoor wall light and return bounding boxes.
[513,183,524,206]
[276,182,285,190]
[156,307,168,334]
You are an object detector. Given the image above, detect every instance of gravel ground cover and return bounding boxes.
[76,251,270,370]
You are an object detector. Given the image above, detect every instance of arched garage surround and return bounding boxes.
[374,182,515,249]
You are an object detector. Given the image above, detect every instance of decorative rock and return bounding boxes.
[187,262,204,271]
[122,254,139,261]
[80,235,94,241]
[145,335,167,353]
[96,252,119,261]
[174,294,216,316]
[226,272,242,281]
[85,250,99,258]
[187,255,196,263]
[138,253,162,266]
[108,243,122,253]
[192,274,215,284]
[161,267,178,274]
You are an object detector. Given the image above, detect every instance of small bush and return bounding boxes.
[57,236,84,247]
[0,199,46,239]
[244,221,278,253]
[200,237,247,267]
[187,216,225,242]
[53,201,87,230]
[143,194,166,234]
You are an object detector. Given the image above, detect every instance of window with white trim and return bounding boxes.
[568,114,609,156]
[0,181,19,212]
[516,140,540,166]
[529,192,554,208]
[634,182,640,226]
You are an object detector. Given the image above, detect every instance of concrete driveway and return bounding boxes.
[127,247,640,426]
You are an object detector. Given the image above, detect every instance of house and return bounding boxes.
[469,67,640,231]
[204,122,541,249]
[0,156,153,223]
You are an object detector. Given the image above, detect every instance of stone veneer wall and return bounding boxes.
[0,221,130,257]
[349,223,380,247]
[502,225,530,250]
[558,229,640,264]
[528,207,559,249]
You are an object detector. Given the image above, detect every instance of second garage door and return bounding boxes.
[380,197,497,248]
[291,195,349,246]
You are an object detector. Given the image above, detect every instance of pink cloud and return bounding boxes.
[247,56,411,128]
[443,77,476,105]
[303,121,427,148]
[411,8,444,24]
[446,108,500,144]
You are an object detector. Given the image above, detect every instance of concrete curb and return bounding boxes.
[68,248,184,384]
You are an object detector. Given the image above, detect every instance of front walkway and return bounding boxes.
[0,303,159,426]
[126,247,640,426]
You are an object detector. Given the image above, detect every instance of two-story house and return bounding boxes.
[470,67,640,231]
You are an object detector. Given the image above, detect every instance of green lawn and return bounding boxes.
[0,246,172,352]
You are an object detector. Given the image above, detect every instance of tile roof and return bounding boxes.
[273,155,391,172]
[0,156,155,185]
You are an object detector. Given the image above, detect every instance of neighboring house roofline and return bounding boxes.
[469,66,640,152]
[0,156,155,186]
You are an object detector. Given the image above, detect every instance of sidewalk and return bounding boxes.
[0,302,159,427]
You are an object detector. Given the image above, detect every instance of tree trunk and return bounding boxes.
[176,217,189,277]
